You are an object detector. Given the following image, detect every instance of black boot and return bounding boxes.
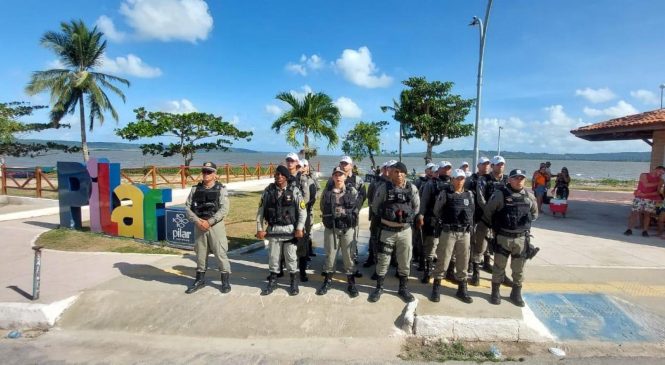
[430,279,441,302]
[316,272,332,295]
[510,285,525,307]
[368,276,384,302]
[353,270,363,278]
[490,282,501,305]
[456,280,473,303]
[347,275,359,298]
[185,271,205,294]
[220,272,231,294]
[421,259,431,284]
[298,257,309,282]
[482,253,493,273]
[445,264,457,284]
[502,275,514,288]
[288,273,299,296]
[470,262,480,286]
[397,275,415,303]
[261,272,278,296]
[370,271,379,280]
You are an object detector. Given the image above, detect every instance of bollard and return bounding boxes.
[32,246,43,301]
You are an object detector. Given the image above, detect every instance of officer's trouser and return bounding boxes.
[432,230,470,281]
[299,206,314,258]
[323,227,355,275]
[194,223,230,273]
[472,221,491,264]
[376,227,412,277]
[423,235,439,260]
[491,234,526,286]
[269,237,298,274]
[350,224,359,261]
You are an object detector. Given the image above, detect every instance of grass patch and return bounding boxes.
[36,228,185,254]
[400,338,508,363]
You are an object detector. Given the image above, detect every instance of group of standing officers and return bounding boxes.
[183,154,539,307]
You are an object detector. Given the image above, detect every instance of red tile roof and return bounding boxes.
[572,109,665,134]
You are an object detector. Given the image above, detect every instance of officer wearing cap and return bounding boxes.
[460,162,472,178]
[414,163,436,191]
[466,157,491,280]
[300,159,319,260]
[283,153,311,282]
[369,161,420,303]
[184,162,231,294]
[483,168,538,307]
[412,162,437,272]
[257,165,307,296]
[430,169,475,303]
[364,160,395,268]
[317,166,360,297]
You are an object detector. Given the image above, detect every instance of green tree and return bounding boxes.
[341,121,388,169]
[271,91,340,159]
[25,20,130,162]
[116,107,253,166]
[385,77,474,161]
[0,101,79,159]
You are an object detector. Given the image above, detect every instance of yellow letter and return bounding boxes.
[111,184,147,239]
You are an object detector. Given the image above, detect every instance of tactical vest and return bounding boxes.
[380,181,415,224]
[483,174,508,202]
[424,178,448,217]
[439,188,475,227]
[307,175,318,205]
[264,183,298,226]
[414,176,428,190]
[321,189,357,229]
[493,186,532,233]
[191,182,223,219]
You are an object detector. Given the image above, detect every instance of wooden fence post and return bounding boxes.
[256,163,261,180]
[151,166,157,189]
[180,165,186,189]
[317,161,320,172]
[242,163,247,181]
[268,163,273,177]
[35,167,42,198]
[1,164,6,195]
[225,164,230,184]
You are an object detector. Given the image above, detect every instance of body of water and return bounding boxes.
[2,150,649,181]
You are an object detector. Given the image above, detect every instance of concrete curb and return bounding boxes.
[0,295,79,329]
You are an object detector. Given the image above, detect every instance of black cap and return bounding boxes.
[202,161,217,172]
[509,169,527,178]
[275,165,291,178]
[332,166,345,175]
[392,162,407,174]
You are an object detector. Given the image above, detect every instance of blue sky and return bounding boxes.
[1,0,664,155]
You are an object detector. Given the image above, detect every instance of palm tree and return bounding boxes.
[25,20,130,162]
[271,91,340,159]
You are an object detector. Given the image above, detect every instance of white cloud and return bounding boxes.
[289,85,314,100]
[334,46,392,88]
[98,54,162,78]
[162,99,197,114]
[574,87,616,103]
[230,115,240,125]
[285,63,307,76]
[96,15,126,42]
[47,59,65,69]
[265,104,283,116]
[583,100,638,118]
[334,97,362,119]
[285,54,325,76]
[305,54,324,70]
[630,89,659,105]
[119,0,213,43]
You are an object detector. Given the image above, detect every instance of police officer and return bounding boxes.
[369,161,420,303]
[257,165,307,296]
[300,159,318,259]
[472,155,509,286]
[412,162,437,271]
[363,161,395,269]
[466,157,491,277]
[430,169,474,303]
[184,162,231,294]
[284,152,311,282]
[483,169,538,307]
[413,163,436,191]
[317,167,360,297]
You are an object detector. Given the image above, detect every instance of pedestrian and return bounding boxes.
[317,167,360,297]
[184,162,231,294]
[369,161,421,303]
[429,169,474,303]
[257,165,306,296]
[552,167,570,200]
[532,163,548,213]
[624,166,665,237]
[483,169,538,307]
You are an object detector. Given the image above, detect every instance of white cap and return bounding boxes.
[478,156,490,165]
[425,162,437,171]
[461,161,469,167]
[285,152,300,162]
[387,159,398,167]
[300,159,309,167]
[452,169,466,178]
[340,156,353,164]
[438,161,452,169]
[491,155,505,165]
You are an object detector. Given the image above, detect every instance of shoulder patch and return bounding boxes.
[299,200,306,209]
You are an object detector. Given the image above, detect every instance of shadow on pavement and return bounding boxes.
[6,285,33,300]
[23,220,59,229]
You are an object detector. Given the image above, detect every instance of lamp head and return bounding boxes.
[469,16,480,26]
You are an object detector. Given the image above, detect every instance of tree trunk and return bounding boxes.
[399,122,403,162]
[426,142,433,162]
[369,150,376,171]
[303,132,311,159]
[78,96,89,162]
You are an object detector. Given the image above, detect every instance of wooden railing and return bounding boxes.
[0,166,58,198]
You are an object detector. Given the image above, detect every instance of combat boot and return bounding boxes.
[370,271,379,280]
[185,271,205,294]
[430,279,441,302]
[456,280,473,303]
[220,272,231,294]
[502,275,514,288]
[353,269,363,278]
[445,264,457,284]
[316,272,333,295]
[482,253,493,273]
[298,257,309,282]
[470,262,480,286]
[490,282,501,305]
[288,273,299,296]
[510,285,525,307]
[368,276,385,302]
[347,275,359,298]
[397,275,415,303]
[420,259,431,284]
[261,272,278,296]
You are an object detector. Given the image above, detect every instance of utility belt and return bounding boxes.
[381,223,410,232]
[440,224,471,233]
[496,230,528,238]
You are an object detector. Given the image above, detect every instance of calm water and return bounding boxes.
[2,150,649,181]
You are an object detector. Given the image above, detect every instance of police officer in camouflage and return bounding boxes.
[300,159,318,259]
[284,152,311,282]
[257,165,307,296]
[184,162,231,294]
[364,161,395,268]
[317,167,360,297]
[369,161,420,303]
[483,169,538,307]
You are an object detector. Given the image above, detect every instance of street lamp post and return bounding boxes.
[660,84,665,109]
[497,125,503,155]
[470,0,494,169]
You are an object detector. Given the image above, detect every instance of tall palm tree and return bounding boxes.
[25,20,130,162]
[271,91,340,159]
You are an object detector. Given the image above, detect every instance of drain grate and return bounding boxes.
[524,293,653,342]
